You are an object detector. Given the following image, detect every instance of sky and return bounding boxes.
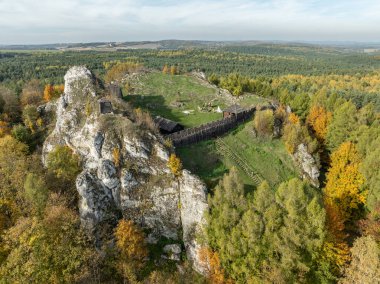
[0,0,380,44]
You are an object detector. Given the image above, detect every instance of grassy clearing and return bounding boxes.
[124,72,267,127]
[177,122,298,190]
[125,71,297,189]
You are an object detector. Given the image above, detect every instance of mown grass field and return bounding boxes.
[124,71,298,189]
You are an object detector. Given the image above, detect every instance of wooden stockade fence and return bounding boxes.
[167,107,256,147]
[215,138,263,186]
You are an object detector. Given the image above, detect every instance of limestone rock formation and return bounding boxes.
[293,143,320,187]
[42,66,208,273]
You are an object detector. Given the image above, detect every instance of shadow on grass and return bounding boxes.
[176,140,228,191]
[123,94,184,124]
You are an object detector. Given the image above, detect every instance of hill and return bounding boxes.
[123,71,299,189]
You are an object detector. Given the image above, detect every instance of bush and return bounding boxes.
[168,154,182,177]
[253,110,274,138]
[11,124,33,145]
[47,146,81,181]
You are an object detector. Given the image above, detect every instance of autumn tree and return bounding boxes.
[199,247,230,284]
[170,65,178,75]
[288,112,300,124]
[162,64,169,74]
[253,109,274,138]
[324,142,366,219]
[43,84,64,102]
[168,154,182,177]
[282,116,318,154]
[112,147,121,168]
[0,121,10,137]
[0,201,95,283]
[320,201,351,278]
[43,84,54,102]
[307,105,332,142]
[0,86,20,122]
[105,61,143,83]
[22,105,40,133]
[340,236,380,284]
[114,219,148,281]
[20,79,43,107]
[358,204,380,241]
[46,146,81,181]
[0,136,29,202]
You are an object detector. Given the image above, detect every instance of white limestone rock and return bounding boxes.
[42,66,209,274]
[179,170,209,274]
[293,143,320,187]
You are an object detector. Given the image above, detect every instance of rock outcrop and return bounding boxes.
[293,143,320,187]
[42,66,208,273]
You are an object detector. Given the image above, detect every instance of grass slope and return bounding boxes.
[125,71,298,189]
[177,123,299,190]
[124,72,267,127]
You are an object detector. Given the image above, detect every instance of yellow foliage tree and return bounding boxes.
[162,64,169,74]
[114,219,148,280]
[307,105,332,142]
[113,147,121,168]
[105,62,143,83]
[168,154,182,177]
[170,65,178,75]
[324,142,366,217]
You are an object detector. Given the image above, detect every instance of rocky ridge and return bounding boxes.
[42,66,208,273]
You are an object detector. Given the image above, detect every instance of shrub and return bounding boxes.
[47,146,81,181]
[253,109,274,138]
[168,154,182,177]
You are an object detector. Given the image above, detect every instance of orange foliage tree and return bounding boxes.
[114,219,148,280]
[199,247,231,284]
[320,201,351,275]
[307,105,332,142]
[0,121,10,138]
[43,84,64,102]
[288,112,300,124]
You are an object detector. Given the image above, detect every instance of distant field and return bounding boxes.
[2,43,380,85]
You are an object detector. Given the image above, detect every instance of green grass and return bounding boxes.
[125,71,297,190]
[124,72,267,127]
[177,140,228,189]
[221,124,298,188]
[177,122,299,190]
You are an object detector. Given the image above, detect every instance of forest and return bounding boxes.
[0,43,380,283]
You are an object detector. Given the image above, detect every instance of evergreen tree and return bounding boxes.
[326,101,358,151]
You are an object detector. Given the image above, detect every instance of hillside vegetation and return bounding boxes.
[1,42,380,283]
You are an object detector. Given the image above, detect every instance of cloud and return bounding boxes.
[0,0,379,44]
